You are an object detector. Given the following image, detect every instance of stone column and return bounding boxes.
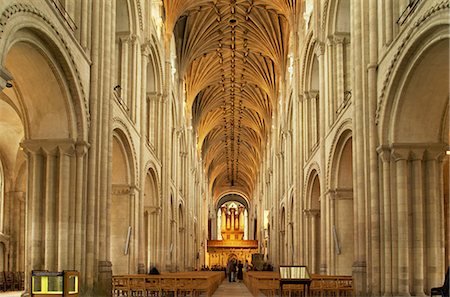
[311,210,320,274]
[303,92,310,156]
[368,1,381,293]
[425,149,444,293]
[334,34,345,109]
[119,35,130,107]
[75,142,88,278]
[139,45,150,274]
[42,145,57,271]
[351,1,367,294]
[392,148,411,296]
[385,1,393,45]
[410,149,426,296]
[21,142,45,272]
[57,143,75,271]
[378,146,393,296]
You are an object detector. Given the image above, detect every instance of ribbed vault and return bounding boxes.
[165,0,299,198]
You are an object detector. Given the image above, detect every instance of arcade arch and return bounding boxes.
[379,26,449,295]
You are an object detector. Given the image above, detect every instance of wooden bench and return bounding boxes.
[112,271,225,297]
[243,271,353,297]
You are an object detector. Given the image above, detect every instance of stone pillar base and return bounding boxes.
[138,263,146,274]
[96,261,112,296]
[353,261,367,296]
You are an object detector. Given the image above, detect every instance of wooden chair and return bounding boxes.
[4,271,16,291]
[177,277,195,297]
[112,276,130,297]
[258,278,279,297]
[145,276,161,297]
[282,283,305,297]
[17,271,25,290]
[129,275,146,296]
[322,277,338,297]
[337,276,353,297]
[310,277,323,297]
[0,272,6,291]
[159,276,177,297]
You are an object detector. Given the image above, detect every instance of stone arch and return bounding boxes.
[144,40,164,150]
[289,193,295,264]
[324,0,350,35]
[378,12,449,294]
[143,166,161,271]
[280,206,286,265]
[114,0,141,117]
[328,128,353,275]
[110,128,136,275]
[0,4,88,138]
[324,0,351,115]
[177,202,186,271]
[169,192,176,271]
[305,168,321,274]
[302,35,320,150]
[0,6,88,282]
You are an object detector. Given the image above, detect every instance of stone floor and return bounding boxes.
[0,291,23,296]
[211,280,254,297]
[0,282,256,297]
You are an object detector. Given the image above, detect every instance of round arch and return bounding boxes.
[378,11,449,293]
[216,193,249,212]
[0,5,88,140]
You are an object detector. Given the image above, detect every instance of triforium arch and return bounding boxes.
[324,0,351,118]
[144,39,164,153]
[111,127,138,275]
[0,4,88,292]
[115,0,142,119]
[327,125,353,275]
[378,10,449,296]
[301,34,321,154]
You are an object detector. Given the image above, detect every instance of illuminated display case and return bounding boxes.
[31,271,79,296]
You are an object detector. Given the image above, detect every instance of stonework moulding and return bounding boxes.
[376,1,450,125]
[0,4,90,131]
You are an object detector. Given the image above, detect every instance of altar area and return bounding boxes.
[206,202,258,268]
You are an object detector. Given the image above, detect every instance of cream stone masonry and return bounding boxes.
[0,1,448,296]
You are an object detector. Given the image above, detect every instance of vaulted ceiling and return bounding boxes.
[164,0,300,199]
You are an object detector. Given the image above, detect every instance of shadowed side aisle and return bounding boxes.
[211,280,254,297]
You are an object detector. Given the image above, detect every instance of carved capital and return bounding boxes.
[391,148,410,162]
[0,67,13,90]
[303,209,320,218]
[377,145,391,163]
[75,141,90,157]
[410,148,425,161]
[314,41,325,57]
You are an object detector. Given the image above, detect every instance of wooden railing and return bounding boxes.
[112,271,225,297]
[243,271,353,297]
[0,271,25,292]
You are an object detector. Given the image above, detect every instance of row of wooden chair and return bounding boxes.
[0,271,25,291]
[112,271,225,297]
[244,272,353,297]
[309,275,353,297]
